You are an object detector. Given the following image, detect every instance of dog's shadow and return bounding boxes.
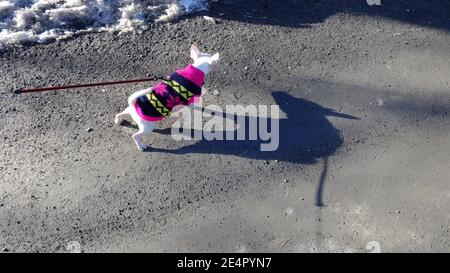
[150,91,357,164]
[126,91,358,206]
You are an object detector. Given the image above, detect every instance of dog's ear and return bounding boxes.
[190,44,201,60]
[209,53,220,65]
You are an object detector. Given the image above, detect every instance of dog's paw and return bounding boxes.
[137,145,149,152]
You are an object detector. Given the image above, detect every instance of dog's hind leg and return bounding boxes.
[127,103,157,151]
[132,119,156,151]
[115,107,131,125]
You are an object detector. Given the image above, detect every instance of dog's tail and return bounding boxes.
[127,88,152,106]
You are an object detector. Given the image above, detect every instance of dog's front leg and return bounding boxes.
[188,96,203,111]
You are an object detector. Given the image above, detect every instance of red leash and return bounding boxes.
[14,76,164,94]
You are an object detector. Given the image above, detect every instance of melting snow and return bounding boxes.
[0,0,208,50]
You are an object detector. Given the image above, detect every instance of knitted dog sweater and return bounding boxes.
[134,64,205,121]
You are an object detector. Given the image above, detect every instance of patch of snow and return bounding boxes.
[0,0,209,49]
[0,1,13,17]
[155,3,181,23]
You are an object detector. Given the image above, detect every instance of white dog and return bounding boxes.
[115,45,220,151]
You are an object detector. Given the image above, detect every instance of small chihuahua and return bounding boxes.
[115,45,220,151]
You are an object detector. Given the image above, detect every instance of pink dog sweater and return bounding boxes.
[134,64,205,121]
